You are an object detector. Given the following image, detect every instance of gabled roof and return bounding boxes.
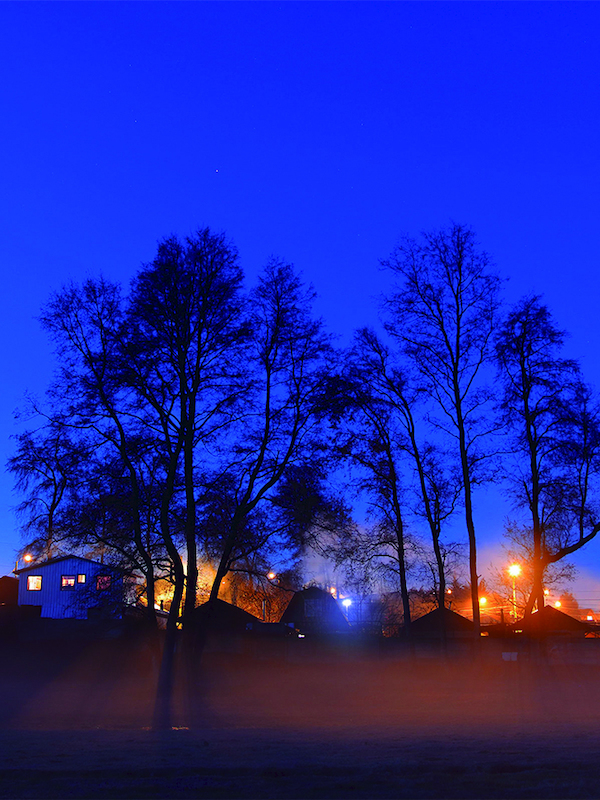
[280,586,349,631]
[517,605,590,635]
[14,555,127,575]
[410,606,474,635]
[189,598,262,632]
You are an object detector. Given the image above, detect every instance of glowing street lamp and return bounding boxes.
[341,597,352,620]
[14,553,33,573]
[508,563,522,621]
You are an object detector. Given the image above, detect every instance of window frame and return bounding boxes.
[96,574,112,591]
[61,575,76,590]
[27,575,42,591]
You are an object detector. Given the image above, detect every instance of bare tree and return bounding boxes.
[203,259,335,606]
[383,224,502,634]
[490,520,576,619]
[335,338,415,633]
[37,278,162,623]
[8,424,82,560]
[126,228,248,626]
[496,296,600,612]
[345,328,462,615]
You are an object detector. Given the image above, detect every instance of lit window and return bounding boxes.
[77,574,86,584]
[27,575,42,591]
[61,575,76,589]
[96,575,112,591]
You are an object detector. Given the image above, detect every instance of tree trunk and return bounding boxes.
[395,520,411,638]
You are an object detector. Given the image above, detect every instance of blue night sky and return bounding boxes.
[1,2,600,601]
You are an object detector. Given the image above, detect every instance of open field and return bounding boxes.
[2,633,600,798]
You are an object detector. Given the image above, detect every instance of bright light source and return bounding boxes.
[342,598,352,608]
[330,587,336,596]
[587,615,594,621]
[479,597,487,606]
[446,588,452,594]
[554,601,562,608]
[267,571,276,580]
[23,554,33,563]
[508,564,521,578]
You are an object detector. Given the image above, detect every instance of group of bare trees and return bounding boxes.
[9,223,600,645]
[9,232,337,634]
[333,225,600,635]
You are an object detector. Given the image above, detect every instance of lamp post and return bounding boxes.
[342,597,352,623]
[14,553,32,573]
[508,564,521,621]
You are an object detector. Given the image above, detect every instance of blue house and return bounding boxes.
[15,555,125,620]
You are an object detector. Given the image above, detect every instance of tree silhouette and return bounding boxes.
[495,296,600,613]
[383,224,501,633]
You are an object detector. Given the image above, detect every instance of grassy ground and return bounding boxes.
[1,632,600,798]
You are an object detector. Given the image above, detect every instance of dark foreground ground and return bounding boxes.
[2,630,600,799]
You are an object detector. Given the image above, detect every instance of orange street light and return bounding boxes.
[14,553,33,573]
[479,597,487,606]
[508,563,522,621]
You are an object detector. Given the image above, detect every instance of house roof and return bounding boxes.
[279,586,350,631]
[410,606,474,635]
[14,555,127,575]
[189,598,262,632]
[517,605,590,635]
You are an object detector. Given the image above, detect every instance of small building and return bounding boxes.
[516,605,591,639]
[15,555,125,620]
[280,586,350,635]
[0,576,18,606]
[410,606,475,638]
[189,598,263,634]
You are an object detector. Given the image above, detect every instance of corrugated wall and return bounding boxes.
[18,557,123,619]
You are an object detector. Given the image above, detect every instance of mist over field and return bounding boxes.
[2,634,600,798]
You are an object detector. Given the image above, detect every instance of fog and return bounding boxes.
[3,636,600,797]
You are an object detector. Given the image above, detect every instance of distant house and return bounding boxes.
[410,606,474,639]
[14,556,126,620]
[280,586,349,635]
[516,605,591,639]
[0,576,18,606]
[189,598,263,634]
